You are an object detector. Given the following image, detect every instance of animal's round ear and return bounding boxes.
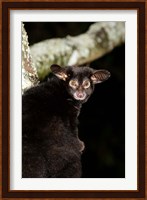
[50,64,62,73]
[91,70,111,84]
[50,64,67,81]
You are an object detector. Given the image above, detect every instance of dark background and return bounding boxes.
[24,22,125,178]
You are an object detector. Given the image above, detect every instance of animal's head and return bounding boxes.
[50,64,110,103]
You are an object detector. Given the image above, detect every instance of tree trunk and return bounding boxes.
[22,23,39,93]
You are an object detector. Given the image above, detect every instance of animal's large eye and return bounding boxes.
[83,80,90,89]
[69,80,79,88]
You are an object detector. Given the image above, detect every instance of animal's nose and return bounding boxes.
[76,92,84,98]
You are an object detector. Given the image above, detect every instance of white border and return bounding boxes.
[10,10,137,190]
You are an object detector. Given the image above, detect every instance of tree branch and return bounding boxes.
[30,22,125,80]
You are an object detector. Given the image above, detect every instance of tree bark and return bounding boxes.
[22,23,39,93]
[30,22,125,80]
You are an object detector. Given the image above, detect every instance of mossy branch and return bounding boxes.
[30,22,125,80]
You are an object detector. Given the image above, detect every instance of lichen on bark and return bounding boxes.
[22,23,39,93]
[30,22,125,80]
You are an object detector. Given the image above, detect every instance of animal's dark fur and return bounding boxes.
[22,65,110,178]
